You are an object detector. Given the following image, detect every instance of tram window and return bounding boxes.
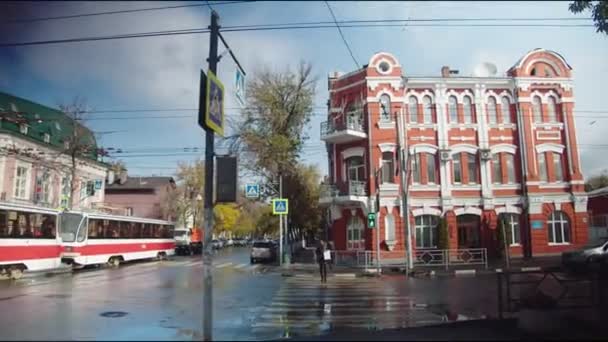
[132,223,142,238]
[0,210,9,238]
[107,220,120,239]
[119,222,130,238]
[88,219,98,238]
[76,218,87,242]
[162,225,172,238]
[40,214,56,239]
[153,224,161,238]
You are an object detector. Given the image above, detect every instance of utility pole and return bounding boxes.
[202,10,219,342]
[279,173,283,266]
[397,107,413,271]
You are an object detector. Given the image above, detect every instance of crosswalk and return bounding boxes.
[250,274,446,339]
[166,259,271,273]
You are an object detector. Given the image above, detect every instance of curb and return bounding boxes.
[410,265,562,278]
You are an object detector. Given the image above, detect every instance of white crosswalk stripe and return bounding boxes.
[251,275,446,337]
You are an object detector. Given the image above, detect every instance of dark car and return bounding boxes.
[562,239,608,270]
[250,241,277,264]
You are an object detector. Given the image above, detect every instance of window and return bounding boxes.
[544,67,553,77]
[64,141,70,150]
[381,152,394,183]
[347,216,364,250]
[380,94,391,122]
[553,152,563,182]
[548,211,570,244]
[415,215,439,248]
[36,170,51,204]
[500,213,520,245]
[43,133,50,143]
[14,166,29,199]
[0,210,56,239]
[412,153,421,184]
[408,96,418,123]
[538,152,548,182]
[422,96,433,124]
[126,207,133,216]
[463,96,473,124]
[346,156,365,182]
[80,181,87,201]
[426,153,436,184]
[532,96,542,123]
[488,97,498,124]
[61,176,71,207]
[547,96,557,123]
[492,153,502,184]
[453,154,462,183]
[467,152,478,184]
[378,61,390,73]
[505,153,516,184]
[19,124,28,135]
[501,97,511,124]
[531,67,536,76]
[448,96,458,123]
[385,214,396,241]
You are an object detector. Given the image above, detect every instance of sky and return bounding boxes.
[0,0,607,181]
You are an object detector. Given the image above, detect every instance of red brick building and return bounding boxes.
[320,49,588,263]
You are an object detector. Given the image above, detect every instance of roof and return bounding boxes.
[587,186,608,198]
[105,176,176,191]
[0,91,99,161]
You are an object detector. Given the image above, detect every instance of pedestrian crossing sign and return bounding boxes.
[245,184,260,198]
[272,199,288,215]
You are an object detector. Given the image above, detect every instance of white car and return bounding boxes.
[562,239,608,268]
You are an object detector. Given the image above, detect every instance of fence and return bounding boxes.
[413,248,488,270]
[496,266,607,320]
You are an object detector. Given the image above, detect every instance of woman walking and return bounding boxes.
[316,240,331,283]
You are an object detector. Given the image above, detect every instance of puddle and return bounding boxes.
[44,294,72,299]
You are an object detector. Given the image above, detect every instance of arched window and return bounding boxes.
[538,152,548,182]
[553,152,563,182]
[547,96,557,123]
[381,151,394,183]
[415,215,439,248]
[532,96,542,123]
[453,153,463,184]
[448,96,458,123]
[346,156,365,182]
[422,96,433,124]
[463,96,473,124]
[487,97,498,124]
[385,213,396,241]
[412,153,421,184]
[492,153,502,184]
[467,152,478,184]
[548,211,570,244]
[499,213,521,245]
[505,153,516,184]
[501,97,511,124]
[409,96,418,123]
[426,153,436,184]
[380,94,391,122]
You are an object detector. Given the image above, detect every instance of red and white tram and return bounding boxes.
[0,202,61,279]
[59,211,175,267]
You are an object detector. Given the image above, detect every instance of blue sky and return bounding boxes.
[0,1,607,180]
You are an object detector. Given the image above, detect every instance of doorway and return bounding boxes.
[457,214,481,249]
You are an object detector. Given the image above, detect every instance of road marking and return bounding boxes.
[234,263,249,269]
[215,262,233,269]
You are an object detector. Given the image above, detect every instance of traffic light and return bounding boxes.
[367,213,376,229]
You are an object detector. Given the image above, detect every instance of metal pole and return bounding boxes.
[376,191,380,274]
[279,173,283,266]
[203,10,219,342]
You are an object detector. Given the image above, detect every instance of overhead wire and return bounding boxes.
[324,1,359,69]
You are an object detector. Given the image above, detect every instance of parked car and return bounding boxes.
[226,239,234,247]
[251,241,277,264]
[211,239,222,250]
[562,239,608,269]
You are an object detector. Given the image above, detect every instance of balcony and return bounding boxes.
[319,180,368,206]
[320,119,367,144]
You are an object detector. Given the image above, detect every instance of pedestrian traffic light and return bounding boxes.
[367,213,376,228]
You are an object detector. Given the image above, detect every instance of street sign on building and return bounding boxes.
[235,69,246,106]
[198,69,225,136]
[245,184,259,198]
[367,213,376,228]
[272,199,288,215]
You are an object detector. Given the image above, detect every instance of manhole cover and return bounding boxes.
[44,294,71,299]
[100,311,129,318]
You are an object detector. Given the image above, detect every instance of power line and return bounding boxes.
[324,1,359,69]
[2,1,255,24]
[0,21,595,48]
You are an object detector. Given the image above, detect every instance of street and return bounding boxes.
[0,246,504,341]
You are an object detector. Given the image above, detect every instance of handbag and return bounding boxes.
[323,250,331,261]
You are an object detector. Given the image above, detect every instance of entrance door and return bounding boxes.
[457,215,481,249]
[347,215,365,250]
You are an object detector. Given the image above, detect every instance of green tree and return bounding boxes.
[585,169,608,191]
[437,217,449,250]
[569,1,608,35]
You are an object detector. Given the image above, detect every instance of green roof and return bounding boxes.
[0,91,100,162]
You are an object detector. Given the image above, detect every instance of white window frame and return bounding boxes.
[552,152,564,182]
[379,94,392,122]
[463,96,473,124]
[14,164,30,200]
[501,97,512,124]
[426,153,436,184]
[453,153,462,184]
[448,96,458,123]
[409,96,418,123]
[548,211,571,244]
[385,213,396,241]
[487,97,498,124]
[466,152,478,184]
[381,151,395,184]
[347,215,365,250]
[422,95,433,124]
[505,153,516,184]
[43,133,50,143]
[412,153,421,184]
[19,124,28,135]
[492,153,502,184]
[547,96,558,123]
[415,215,439,249]
[532,96,542,123]
[500,213,521,246]
[538,152,548,183]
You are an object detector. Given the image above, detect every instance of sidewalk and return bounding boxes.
[280,316,605,341]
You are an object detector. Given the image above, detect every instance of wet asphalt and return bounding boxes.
[0,247,505,341]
